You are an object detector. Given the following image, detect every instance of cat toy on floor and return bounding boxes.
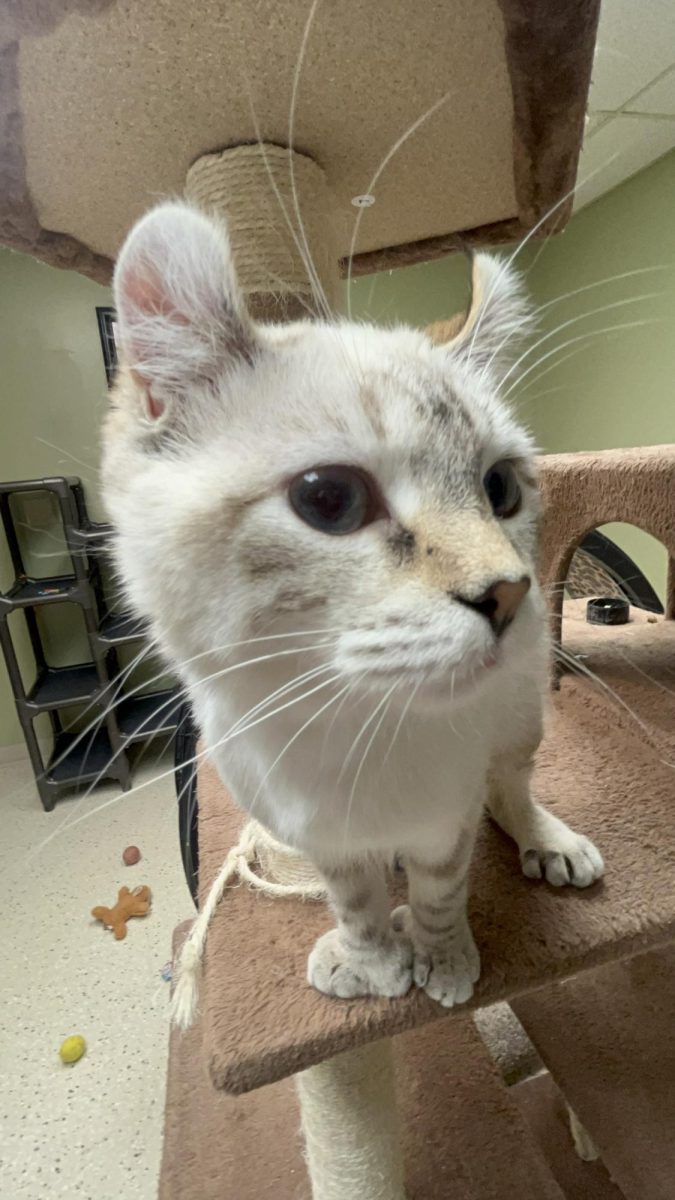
[91,885,152,940]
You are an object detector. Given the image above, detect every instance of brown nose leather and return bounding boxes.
[457,576,531,637]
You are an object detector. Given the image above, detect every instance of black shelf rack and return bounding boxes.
[0,476,181,810]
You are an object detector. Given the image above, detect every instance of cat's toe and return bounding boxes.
[415,928,481,1008]
[521,833,604,889]
[418,950,479,1008]
[307,928,413,999]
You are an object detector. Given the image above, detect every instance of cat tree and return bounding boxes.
[5,3,675,1198]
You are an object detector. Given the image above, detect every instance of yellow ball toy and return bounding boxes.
[59,1035,86,1064]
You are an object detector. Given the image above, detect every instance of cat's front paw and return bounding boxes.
[392,906,480,1008]
[520,824,604,889]
[307,927,413,999]
[414,929,481,1008]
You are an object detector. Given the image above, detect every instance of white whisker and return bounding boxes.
[343,681,399,846]
[346,91,451,320]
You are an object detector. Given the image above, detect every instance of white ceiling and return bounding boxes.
[575,0,675,209]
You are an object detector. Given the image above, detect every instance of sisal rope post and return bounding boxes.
[185,142,341,321]
[296,1040,407,1200]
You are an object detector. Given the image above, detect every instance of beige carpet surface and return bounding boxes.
[3,3,599,281]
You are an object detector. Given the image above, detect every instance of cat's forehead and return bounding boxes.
[263,319,506,459]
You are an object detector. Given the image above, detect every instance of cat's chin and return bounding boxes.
[358,649,502,712]
[418,655,501,710]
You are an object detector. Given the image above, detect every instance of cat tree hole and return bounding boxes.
[565,524,667,616]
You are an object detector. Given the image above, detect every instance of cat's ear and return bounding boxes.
[113,202,254,416]
[426,252,532,379]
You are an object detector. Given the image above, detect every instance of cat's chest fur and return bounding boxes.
[197,660,495,863]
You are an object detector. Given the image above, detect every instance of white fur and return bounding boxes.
[103,203,603,1011]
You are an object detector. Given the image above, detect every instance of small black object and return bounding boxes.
[586,596,630,626]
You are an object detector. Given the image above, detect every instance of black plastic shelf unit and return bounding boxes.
[25,663,104,710]
[96,611,148,645]
[46,728,123,787]
[0,476,178,811]
[118,688,182,741]
[0,574,92,610]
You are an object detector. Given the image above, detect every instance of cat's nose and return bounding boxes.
[456,576,531,637]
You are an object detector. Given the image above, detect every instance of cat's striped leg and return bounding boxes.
[307,862,413,999]
[402,824,481,1008]
[488,750,604,888]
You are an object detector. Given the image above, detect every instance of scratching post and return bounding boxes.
[185,143,341,322]
[296,1042,406,1200]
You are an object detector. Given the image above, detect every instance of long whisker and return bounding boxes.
[346,91,451,320]
[381,677,422,767]
[555,645,675,766]
[535,264,675,314]
[51,642,335,811]
[35,437,99,476]
[502,318,660,403]
[494,292,663,393]
[510,340,596,403]
[288,0,334,322]
[465,151,621,366]
[25,663,343,861]
[41,627,341,779]
[243,76,362,388]
[343,681,399,846]
[248,678,349,817]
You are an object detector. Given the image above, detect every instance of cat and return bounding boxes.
[102,201,603,1008]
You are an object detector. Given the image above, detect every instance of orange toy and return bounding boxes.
[91,885,152,940]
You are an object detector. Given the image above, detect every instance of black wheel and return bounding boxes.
[578,530,663,614]
[174,701,199,905]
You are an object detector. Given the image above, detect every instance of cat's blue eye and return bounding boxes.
[483,460,522,518]
[288,466,377,535]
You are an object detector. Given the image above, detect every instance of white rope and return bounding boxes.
[170,818,326,1030]
[296,1041,407,1200]
[185,143,340,308]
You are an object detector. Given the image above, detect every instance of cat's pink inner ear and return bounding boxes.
[144,391,165,420]
[120,257,186,324]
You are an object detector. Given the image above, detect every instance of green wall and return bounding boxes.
[520,151,675,599]
[0,250,112,748]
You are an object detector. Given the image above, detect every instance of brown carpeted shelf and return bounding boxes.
[190,613,675,1094]
[161,925,567,1200]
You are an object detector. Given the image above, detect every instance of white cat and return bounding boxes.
[102,202,603,1008]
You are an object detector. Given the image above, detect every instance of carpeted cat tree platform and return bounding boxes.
[6,3,675,1197]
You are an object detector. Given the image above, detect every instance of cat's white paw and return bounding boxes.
[414,929,481,1008]
[307,927,413,999]
[392,905,480,1008]
[521,828,604,889]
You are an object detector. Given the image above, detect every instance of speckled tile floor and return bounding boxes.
[0,753,194,1200]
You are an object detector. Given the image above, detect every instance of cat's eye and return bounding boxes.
[288,466,378,535]
[483,460,522,518]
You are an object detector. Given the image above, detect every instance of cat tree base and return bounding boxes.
[160,935,566,1200]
